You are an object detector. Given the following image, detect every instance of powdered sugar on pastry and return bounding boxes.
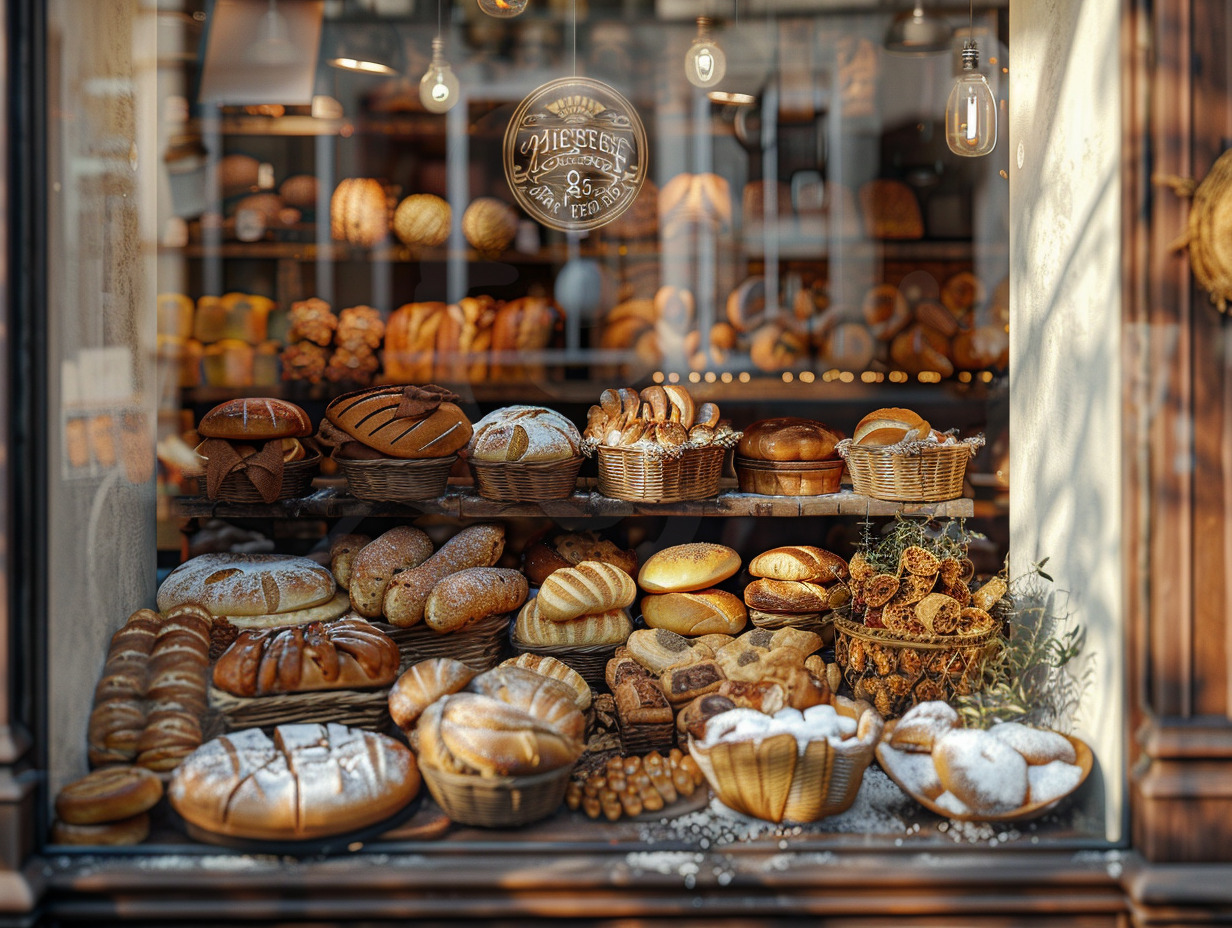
[1026,759,1084,805]
[933,728,1028,815]
[988,721,1077,765]
[878,744,944,799]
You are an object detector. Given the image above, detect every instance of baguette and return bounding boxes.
[423,567,528,633]
[348,527,434,618]
[743,578,832,613]
[536,561,636,623]
[329,534,371,590]
[747,546,848,583]
[388,658,477,732]
[383,524,505,627]
[325,385,472,458]
[640,590,747,636]
[512,599,633,647]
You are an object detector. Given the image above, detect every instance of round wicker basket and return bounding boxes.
[596,444,724,502]
[419,761,574,827]
[374,613,510,673]
[837,438,980,502]
[468,456,583,501]
[735,456,844,496]
[510,640,619,690]
[338,455,455,502]
[212,453,321,503]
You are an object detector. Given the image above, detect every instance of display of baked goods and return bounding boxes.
[876,703,1092,821]
[169,723,421,840]
[566,748,706,820]
[193,397,316,502]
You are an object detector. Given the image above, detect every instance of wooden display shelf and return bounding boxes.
[171,482,975,520]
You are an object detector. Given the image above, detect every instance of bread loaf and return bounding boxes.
[329,533,371,591]
[157,554,336,616]
[211,616,401,697]
[325,385,472,459]
[55,766,164,826]
[613,675,673,725]
[382,524,506,627]
[638,543,741,594]
[214,590,351,631]
[536,561,636,622]
[853,407,931,446]
[348,527,434,617]
[169,724,420,840]
[388,658,477,732]
[423,567,528,633]
[416,692,582,777]
[736,418,844,462]
[641,590,748,636]
[467,405,581,463]
[383,302,447,382]
[197,398,313,440]
[465,666,586,744]
[748,546,848,583]
[743,578,832,613]
[500,653,591,711]
[625,628,712,675]
[51,813,149,846]
[89,609,160,766]
[512,599,633,647]
[330,178,389,247]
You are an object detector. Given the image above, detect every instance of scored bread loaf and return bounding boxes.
[640,590,748,636]
[348,527,434,618]
[211,616,401,697]
[423,567,529,633]
[748,546,848,583]
[465,666,586,745]
[325,385,472,459]
[169,724,420,840]
[536,561,636,623]
[467,405,582,463]
[743,578,833,613]
[329,534,371,591]
[382,524,506,627]
[512,599,633,647]
[388,658,477,732]
[500,653,591,711]
[415,692,582,777]
[638,543,741,593]
[157,554,337,616]
[197,398,313,440]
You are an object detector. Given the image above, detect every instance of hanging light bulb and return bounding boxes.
[419,37,460,113]
[685,16,726,89]
[248,0,298,66]
[945,41,997,156]
[477,0,528,18]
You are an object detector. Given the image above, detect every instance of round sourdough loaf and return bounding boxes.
[169,724,420,840]
[638,543,741,593]
[198,398,313,440]
[467,405,581,463]
[641,589,747,636]
[156,553,337,617]
[736,417,844,461]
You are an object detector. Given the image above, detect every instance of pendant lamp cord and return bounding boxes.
[437,0,442,40]
[968,0,974,46]
[571,0,577,75]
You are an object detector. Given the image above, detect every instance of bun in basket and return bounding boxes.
[423,567,529,633]
[499,653,591,711]
[853,407,931,446]
[325,384,472,459]
[197,398,313,440]
[467,405,581,463]
[382,524,506,627]
[737,417,844,462]
[389,658,477,732]
[157,553,336,616]
[465,666,586,744]
[348,527,434,618]
[169,724,420,840]
[513,600,632,647]
[536,561,636,622]
[748,546,848,583]
[638,543,741,594]
[641,590,748,636]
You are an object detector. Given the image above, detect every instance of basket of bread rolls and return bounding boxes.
[735,418,847,496]
[194,398,319,503]
[466,405,585,500]
[583,385,741,502]
[834,533,1005,719]
[319,384,472,502]
[836,407,983,502]
[338,524,520,673]
[390,660,587,827]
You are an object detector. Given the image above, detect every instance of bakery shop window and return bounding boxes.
[39,0,1122,861]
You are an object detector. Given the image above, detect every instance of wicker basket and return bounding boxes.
[837,438,981,502]
[735,457,844,496]
[748,609,835,643]
[832,616,997,720]
[374,612,510,672]
[596,444,724,502]
[338,455,455,502]
[211,453,321,503]
[687,698,879,823]
[510,641,619,690]
[207,686,390,731]
[617,718,676,755]
[419,762,574,827]
[468,456,584,501]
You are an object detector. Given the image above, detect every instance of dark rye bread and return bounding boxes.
[325,386,471,459]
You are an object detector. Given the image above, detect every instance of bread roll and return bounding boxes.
[467,406,581,463]
[748,546,848,583]
[987,722,1077,765]
[211,616,401,697]
[536,561,636,622]
[500,653,591,711]
[676,693,738,740]
[197,398,313,440]
[330,177,389,247]
[625,627,712,675]
[659,659,725,705]
[329,534,371,591]
[423,567,529,633]
[416,692,581,777]
[613,675,673,725]
[743,578,832,613]
[465,666,586,745]
[513,599,632,647]
[852,407,931,446]
[638,543,741,594]
[55,766,164,826]
[383,524,506,627]
[522,532,638,586]
[641,590,747,636]
[736,417,844,462]
[157,554,336,616]
[348,527,434,618]
[51,813,149,846]
[169,724,420,840]
[388,658,477,732]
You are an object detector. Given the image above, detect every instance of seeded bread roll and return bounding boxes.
[348,527,434,618]
[743,578,832,613]
[641,590,748,636]
[388,658,477,732]
[157,554,336,617]
[467,405,582,463]
[536,561,636,622]
[513,599,633,647]
[638,543,741,594]
[329,534,371,591]
[748,546,849,583]
[382,524,506,627]
[423,567,529,633]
